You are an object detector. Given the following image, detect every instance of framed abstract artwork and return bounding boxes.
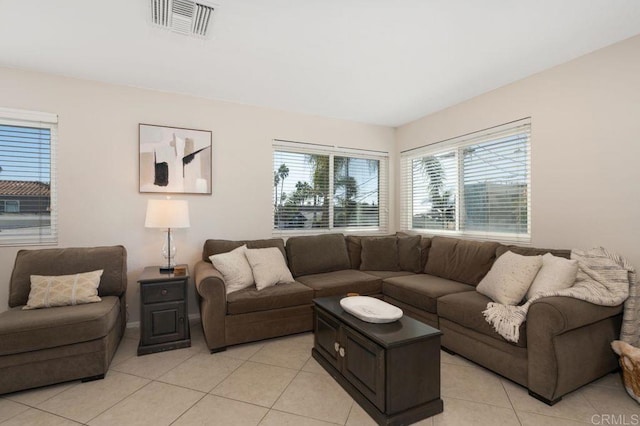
[139,123,212,194]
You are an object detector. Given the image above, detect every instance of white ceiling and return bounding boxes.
[1,1,640,127]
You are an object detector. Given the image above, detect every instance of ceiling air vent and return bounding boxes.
[150,0,215,38]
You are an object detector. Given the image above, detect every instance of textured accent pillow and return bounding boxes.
[526,253,579,299]
[210,245,254,295]
[360,237,399,271]
[23,270,103,310]
[476,251,542,305]
[245,247,294,291]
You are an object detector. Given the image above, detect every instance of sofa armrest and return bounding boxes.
[528,296,623,336]
[194,260,227,352]
[526,296,623,402]
[195,261,225,299]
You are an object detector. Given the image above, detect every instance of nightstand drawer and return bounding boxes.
[141,281,184,303]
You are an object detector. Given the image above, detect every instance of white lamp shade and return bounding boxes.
[145,199,190,228]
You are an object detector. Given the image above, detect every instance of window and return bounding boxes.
[273,140,388,234]
[400,118,531,243]
[0,107,57,245]
[4,200,20,213]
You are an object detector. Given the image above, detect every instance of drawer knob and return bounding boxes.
[339,347,345,358]
[161,289,168,296]
[334,342,340,352]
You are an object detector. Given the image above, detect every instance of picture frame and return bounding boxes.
[139,123,212,194]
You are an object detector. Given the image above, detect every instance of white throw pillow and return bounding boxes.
[24,270,103,310]
[476,251,542,305]
[210,245,254,295]
[245,247,294,291]
[526,253,579,299]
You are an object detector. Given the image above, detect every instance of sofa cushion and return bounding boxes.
[296,270,382,298]
[360,237,399,271]
[396,232,431,270]
[10,246,127,307]
[203,238,286,263]
[425,236,499,286]
[496,245,571,259]
[362,271,415,279]
[438,291,527,348]
[383,274,475,314]
[398,235,422,273]
[346,235,363,269]
[226,281,313,315]
[0,296,120,356]
[286,234,351,277]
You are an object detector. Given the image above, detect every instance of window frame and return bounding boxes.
[272,140,389,236]
[0,107,58,246]
[400,118,531,243]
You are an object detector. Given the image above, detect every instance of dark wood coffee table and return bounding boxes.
[313,296,443,426]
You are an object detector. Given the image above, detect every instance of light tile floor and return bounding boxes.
[1,324,637,425]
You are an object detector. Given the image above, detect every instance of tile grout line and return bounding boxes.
[0,399,31,425]
[205,356,250,395]
[167,391,208,426]
[83,379,157,425]
[264,357,306,410]
[500,379,524,426]
[343,400,356,426]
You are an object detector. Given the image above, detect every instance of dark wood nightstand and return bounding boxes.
[137,265,191,356]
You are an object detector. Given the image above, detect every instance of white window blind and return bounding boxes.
[0,107,57,245]
[273,140,388,234]
[400,118,531,243]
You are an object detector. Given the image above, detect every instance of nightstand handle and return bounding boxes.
[161,289,168,296]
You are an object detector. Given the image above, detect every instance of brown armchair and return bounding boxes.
[0,246,127,394]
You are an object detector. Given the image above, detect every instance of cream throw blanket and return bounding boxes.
[483,247,638,345]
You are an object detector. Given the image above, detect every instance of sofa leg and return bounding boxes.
[441,346,457,355]
[81,374,105,383]
[528,390,562,406]
[210,347,226,354]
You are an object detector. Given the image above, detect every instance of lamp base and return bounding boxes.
[159,266,175,274]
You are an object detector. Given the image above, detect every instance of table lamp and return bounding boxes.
[145,199,190,273]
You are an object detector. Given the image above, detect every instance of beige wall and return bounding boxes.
[0,68,395,321]
[396,34,640,272]
[2,33,639,322]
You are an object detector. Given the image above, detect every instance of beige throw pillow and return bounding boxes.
[24,270,103,310]
[245,247,294,290]
[526,253,579,299]
[210,245,254,294]
[476,251,542,305]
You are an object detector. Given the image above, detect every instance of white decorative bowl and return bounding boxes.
[339,296,403,323]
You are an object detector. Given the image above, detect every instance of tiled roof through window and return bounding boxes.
[0,180,50,196]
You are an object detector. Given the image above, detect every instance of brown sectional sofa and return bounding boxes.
[194,233,623,405]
